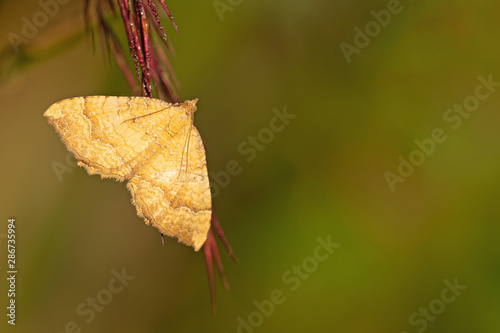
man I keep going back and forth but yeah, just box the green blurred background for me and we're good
[1,0,500,332]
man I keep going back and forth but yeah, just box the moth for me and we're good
[44,96,211,251]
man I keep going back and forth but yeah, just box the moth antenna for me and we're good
[185,115,194,173]
[177,107,194,179]
[121,106,170,124]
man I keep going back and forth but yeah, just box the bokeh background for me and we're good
[1,0,500,332]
